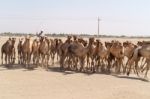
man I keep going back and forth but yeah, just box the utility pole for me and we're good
[97,17,101,37]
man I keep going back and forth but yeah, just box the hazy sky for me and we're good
[0,0,150,36]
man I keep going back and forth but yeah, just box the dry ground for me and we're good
[0,36,150,99]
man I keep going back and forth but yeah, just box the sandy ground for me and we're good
[0,36,150,99]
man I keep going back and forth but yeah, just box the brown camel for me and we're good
[17,38,23,64]
[123,41,137,73]
[1,38,16,65]
[67,37,95,72]
[49,38,58,65]
[106,41,124,73]
[86,37,95,72]
[127,44,150,78]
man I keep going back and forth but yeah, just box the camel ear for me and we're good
[9,37,12,40]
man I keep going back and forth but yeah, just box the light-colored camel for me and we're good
[39,37,50,69]
[94,39,109,72]
[22,35,33,68]
[107,41,124,73]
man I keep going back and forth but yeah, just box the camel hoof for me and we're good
[127,72,130,76]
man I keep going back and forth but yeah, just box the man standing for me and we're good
[36,30,44,37]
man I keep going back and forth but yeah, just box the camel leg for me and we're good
[1,52,3,64]
[36,53,40,66]
[107,57,111,73]
[13,50,16,64]
[101,59,106,72]
[18,53,20,64]
[56,53,59,61]
[79,57,85,72]
[141,62,147,73]
[60,56,64,70]
[127,59,134,76]
[44,54,49,70]
[5,54,7,64]
[134,59,140,77]
[95,57,100,72]
[86,56,90,70]
[123,59,129,74]
[97,58,101,72]
[41,55,45,69]
[32,54,35,64]
[144,60,150,79]
[72,56,77,71]
[8,55,11,65]
[51,53,55,65]
[91,60,95,73]
[117,58,122,74]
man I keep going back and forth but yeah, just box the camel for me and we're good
[10,38,16,64]
[22,35,33,69]
[86,37,95,72]
[67,37,95,72]
[106,41,124,73]
[123,41,137,73]
[17,38,23,64]
[39,36,50,69]
[59,36,72,70]
[56,39,63,61]
[32,39,40,65]
[1,37,16,65]
[127,44,150,78]
[94,39,109,72]
[49,38,58,65]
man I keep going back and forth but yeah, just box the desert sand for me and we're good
[0,36,150,99]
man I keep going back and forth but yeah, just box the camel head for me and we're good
[58,39,63,43]
[82,40,88,47]
[123,41,129,47]
[137,41,143,46]
[12,38,16,44]
[73,35,77,41]
[78,38,83,43]
[89,37,95,44]
[67,35,72,40]
[105,41,112,49]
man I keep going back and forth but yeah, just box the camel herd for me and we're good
[1,35,150,78]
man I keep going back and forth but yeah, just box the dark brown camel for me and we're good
[32,39,40,65]
[17,38,23,64]
[1,38,16,65]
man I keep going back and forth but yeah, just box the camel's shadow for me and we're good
[0,64,149,82]
[112,74,149,82]
[48,66,76,75]
[0,63,37,71]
